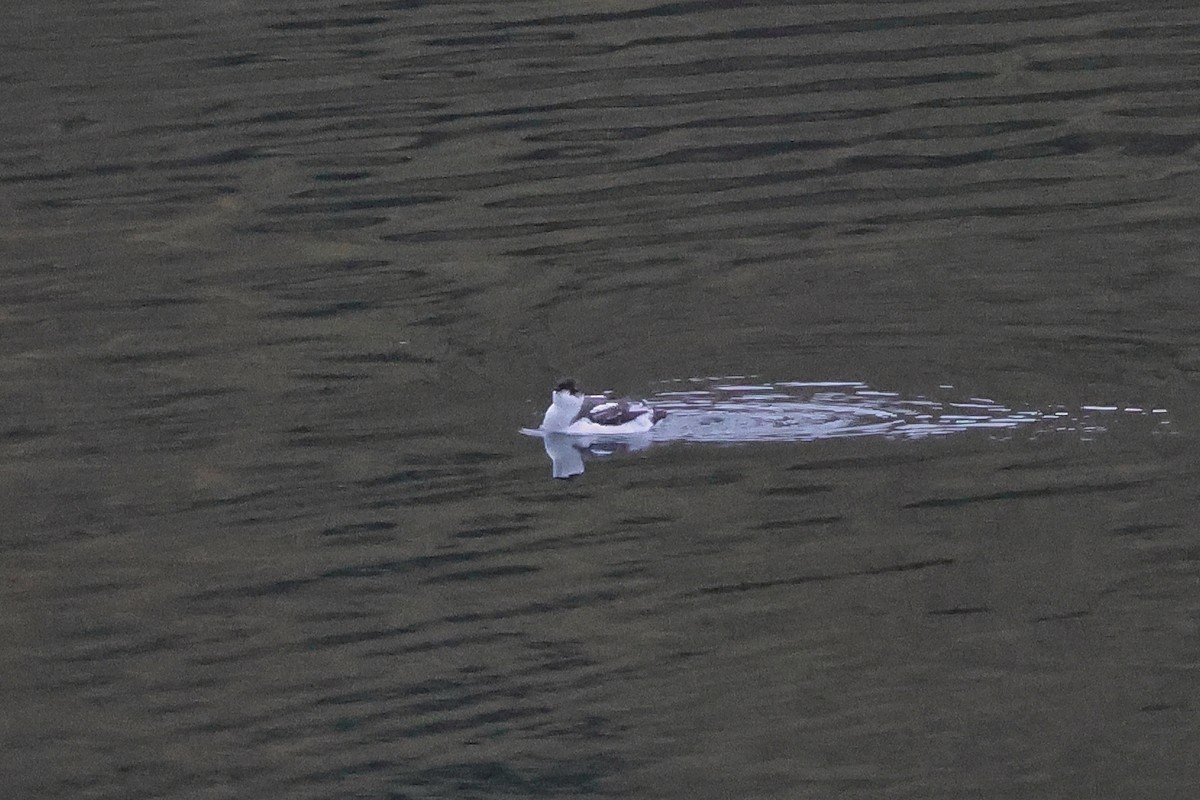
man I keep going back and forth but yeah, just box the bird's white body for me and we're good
[540,389,587,432]
[539,388,661,435]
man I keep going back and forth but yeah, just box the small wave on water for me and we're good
[522,378,1172,478]
[648,378,1171,442]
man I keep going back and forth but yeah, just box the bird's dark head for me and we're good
[554,377,580,396]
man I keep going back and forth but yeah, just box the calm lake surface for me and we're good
[4,1,1200,797]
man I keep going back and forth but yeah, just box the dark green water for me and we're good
[4,1,1200,797]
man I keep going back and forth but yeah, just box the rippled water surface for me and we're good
[5,1,1200,797]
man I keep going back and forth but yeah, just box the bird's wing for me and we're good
[587,400,651,426]
[572,394,611,422]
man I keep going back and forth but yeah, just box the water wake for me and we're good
[645,379,1169,443]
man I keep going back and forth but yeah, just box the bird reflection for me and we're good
[539,432,653,479]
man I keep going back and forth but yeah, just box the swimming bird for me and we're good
[539,378,665,435]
